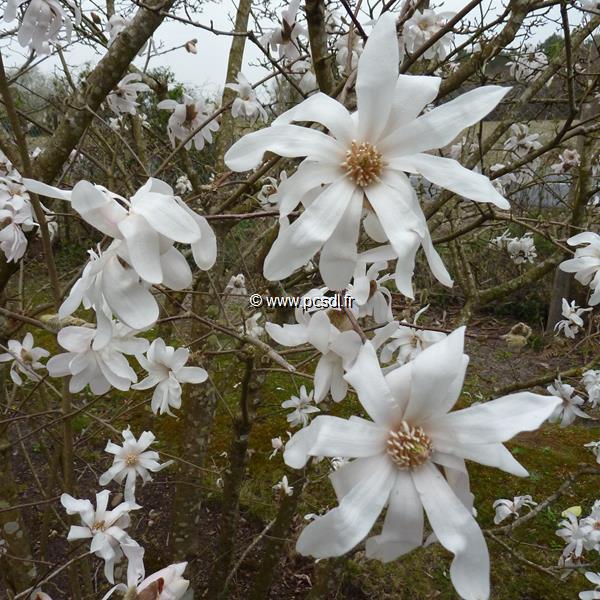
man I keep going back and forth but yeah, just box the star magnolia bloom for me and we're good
[547,379,589,427]
[157,94,219,151]
[257,171,288,208]
[60,490,140,584]
[106,73,150,116]
[242,312,264,338]
[283,329,560,600]
[507,47,548,81]
[493,495,536,524]
[585,441,600,464]
[266,306,361,402]
[175,174,192,195]
[402,8,455,60]
[347,260,393,324]
[583,370,600,408]
[273,475,294,496]
[0,333,49,385]
[282,385,320,428]
[226,72,268,122]
[101,543,190,600]
[504,123,542,157]
[560,232,600,306]
[23,177,216,287]
[551,148,580,174]
[99,428,174,503]
[374,306,446,367]
[554,299,592,339]
[132,338,208,416]
[225,13,509,291]
[506,234,537,265]
[0,177,36,262]
[580,572,600,600]
[264,0,306,60]
[4,0,79,55]
[224,273,247,296]
[47,322,149,395]
[556,511,593,558]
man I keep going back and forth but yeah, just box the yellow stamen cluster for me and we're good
[386,421,433,470]
[125,454,139,467]
[92,520,106,532]
[341,140,385,187]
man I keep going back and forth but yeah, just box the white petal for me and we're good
[265,322,309,346]
[225,125,344,172]
[118,214,162,284]
[264,178,355,281]
[356,12,398,142]
[390,153,510,210]
[412,462,490,600]
[425,391,562,445]
[176,366,207,384]
[283,415,386,469]
[296,454,395,557]
[159,248,192,290]
[365,471,424,561]
[344,342,399,427]
[385,74,441,131]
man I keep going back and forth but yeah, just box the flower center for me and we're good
[20,349,33,363]
[386,421,433,470]
[341,141,385,187]
[92,520,106,532]
[125,453,138,467]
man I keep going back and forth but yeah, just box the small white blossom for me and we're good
[551,148,581,174]
[579,572,600,600]
[273,475,294,496]
[133,338,208,416]
[584,441,600,464]
[175,174,192,195]
[263,0,306,60]
[335,32,362,74]
[402,9,454,60]
[560,232,600,306]
[583,370,600,408]
[226,72,268,122]
[270,436,284,459]
[507,234,537,264]
[347,261,393,324]
[185,38,197,54]
[0,333,49,386]
[60,490,140,583]
[242,312,264,338]
[507,47,548,81]
[493,495,537,524]
[504,123,542,157]
[106,74,150,116]
[257,171,287,208]
[157,94,219,151]
[224,273,247,296]
[0,177,36,262]
[282,385,320,428]
[554,299,591,338]
[547,379,589,427]
[556,511,593,558]
[99,428,173,503]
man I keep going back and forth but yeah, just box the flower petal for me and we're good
[118,214,162,284]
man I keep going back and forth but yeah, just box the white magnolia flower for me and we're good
[102,544,190,600]
[375,306,446,366]
[225,13,509,292]
[547,379,589,427]
[507,47,548,81]
[506,233,537,265]
[402,8,455,60]
[554,299,592,339]
[583,370,600,408]
[551,148,580,174]
[579,572,600,600]
[335,32,362,74]
[283,329,560,600]
[266,304,362,402]
[270,436,284,459]
[47,322,148,395]
[107,14,127,44]
[263,0,306,60]
[175,174,192,195]
[24,177,216,290]
[185,38,197,54]
[282,385,320,428]
[226,72,268,122]
[347,261,393,324]
[584,441,600,464]
[106,74,150,116]
[273,475,294,496]
[560,232,600,305]
[504,123,542,157]
[290,59,318,95]
[101,543,189,600]
[224,273,247,296]
[4,0,79,55]
[60,490,140,584]
[0,333,49,385]
[493,495,536,524]
[257,171,287,208]
[582,501,600,551]
[0,177,36,262]
[157,94,219,151]
[108,116,122,131]
[490,228,512,249]
[132,338,208,416]
[556,511,593,558]
[99,428,173,503]
[242,312,264,338]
